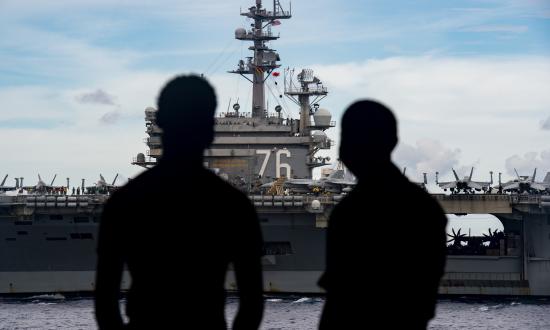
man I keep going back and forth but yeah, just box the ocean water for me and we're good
[1,295,550,329]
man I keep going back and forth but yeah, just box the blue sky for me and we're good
[2,0,549,87]
[0,0,549,197]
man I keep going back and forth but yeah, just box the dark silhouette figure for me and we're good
[318,100,447,329]
[95,75,264,329]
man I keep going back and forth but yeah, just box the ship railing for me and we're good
[248,193,338,208]
[434,194,511,201]
[431,193,546,205]
[308,121,336,128]
[216,112,252,119]
[285,86,328,95]
[236,31,279,40]
[241,9,291,19]
[512,195,541,204]
[258,10,291,18]
[21,194,105,208]
[132,156,157,164]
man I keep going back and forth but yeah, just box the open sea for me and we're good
[1,295,550,329]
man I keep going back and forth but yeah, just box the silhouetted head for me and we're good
[156,75,217,161]
[339,100,398,179]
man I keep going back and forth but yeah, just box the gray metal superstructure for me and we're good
[1,0,550,296]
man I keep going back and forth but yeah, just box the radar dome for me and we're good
[311,130,327,142]
[235,28,247,38]
[145,107,157,113]
[313,108,332,127]
[311,199,321,210]
[136,153,146,163]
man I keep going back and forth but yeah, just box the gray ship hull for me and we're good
[2,194,550,296]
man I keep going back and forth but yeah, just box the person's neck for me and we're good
[354,161,397,183]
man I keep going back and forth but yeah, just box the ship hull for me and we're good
[1,197,550,296]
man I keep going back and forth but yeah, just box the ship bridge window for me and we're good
[17,231,28,235]
[5,238,16,241]
[49,215,63,221]
[262,242,293,256]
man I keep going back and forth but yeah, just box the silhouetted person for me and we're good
[95,75,264,329]
[318,100,447,329]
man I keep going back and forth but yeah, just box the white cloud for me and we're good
[77,89,117,106]
[313,56,550,121]
[99,111,122,124]
[0,69,172,184]
[393,139,462,178]
[541,116,550,130]
[0,25,139,83]
[3,55,550,185]
[308,56,550,181]
[505,151,550,178]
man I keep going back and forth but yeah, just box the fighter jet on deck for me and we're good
[261,165,356,195]
[97,174,119,190]
[0,174,17,192]
[23,174,62,193]
[86,174,120,194]
[501,169,548,194]
[436,167,493,194]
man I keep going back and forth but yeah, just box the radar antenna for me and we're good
[284,68,328,135]
[229,0,292,119]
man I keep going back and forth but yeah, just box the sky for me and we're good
[0,0,549,200]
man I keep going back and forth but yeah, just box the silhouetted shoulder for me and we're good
[206,170,250,198]
[103,169,155,205]
[411,181,445,211]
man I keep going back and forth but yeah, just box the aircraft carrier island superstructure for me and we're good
[2,0,550,296]
[132,0,337,293]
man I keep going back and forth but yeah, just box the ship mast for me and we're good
[284,69,328,136]
[230,0,291,119]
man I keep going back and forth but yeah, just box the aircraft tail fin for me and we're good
[452,168,460,181]
[532,168,537,182]
[112,174,119,185]
[469,167,474,181]
[50,174,57,186]
[544,172,550,183]
[514,168,521,181]
[1,174,7,186]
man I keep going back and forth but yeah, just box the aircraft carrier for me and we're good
[2,0,550,296]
